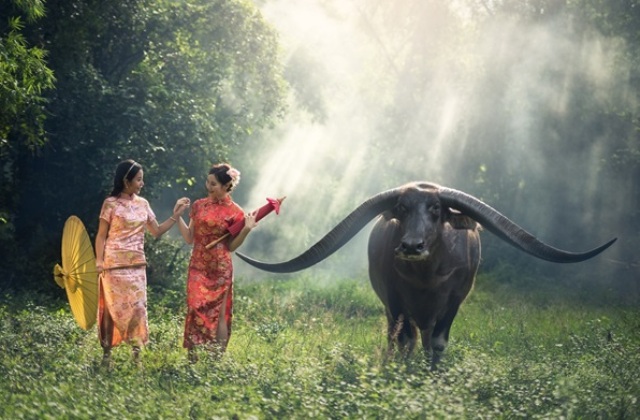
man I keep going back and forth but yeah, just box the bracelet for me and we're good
[170,216,178,222]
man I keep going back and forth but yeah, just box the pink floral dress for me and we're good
[183,196,244,349]
[98,194,155,348]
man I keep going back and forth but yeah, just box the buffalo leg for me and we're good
[419,320,438,368]
[386,310,417,355]
[430,300,463,366]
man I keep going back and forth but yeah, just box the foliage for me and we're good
[2,0,640,307]
[145,234,190,287]
[0,0,54,153]
[0,0,56,290]
[0,0,287,291]
[1,274,638,418]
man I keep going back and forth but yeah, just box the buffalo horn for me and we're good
[236,188,403,273]
[438,187,617,263]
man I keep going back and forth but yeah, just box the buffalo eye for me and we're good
[429,203,441,218]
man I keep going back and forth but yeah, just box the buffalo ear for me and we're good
[381,210,395,221]
[445,208,478,230]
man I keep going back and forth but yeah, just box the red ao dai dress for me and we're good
[183,195,244,349]
[98,194,156,349]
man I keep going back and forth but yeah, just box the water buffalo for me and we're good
[237,182,616,365]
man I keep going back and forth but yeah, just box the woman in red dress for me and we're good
[176,163,256,361]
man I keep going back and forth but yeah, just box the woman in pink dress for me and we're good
[95,159,190,365]
[175,163,256,361]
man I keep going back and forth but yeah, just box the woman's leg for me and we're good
[215,288,231,353]
[100,306,113,366]
[99,274,114,357]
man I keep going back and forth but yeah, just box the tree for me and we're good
[0,0,55,153]
[0,0,55,290]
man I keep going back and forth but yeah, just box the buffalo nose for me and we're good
[396,240,426,255]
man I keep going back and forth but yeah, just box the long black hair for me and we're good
[110,160,142,197]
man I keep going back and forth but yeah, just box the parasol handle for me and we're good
[205,233,230,249]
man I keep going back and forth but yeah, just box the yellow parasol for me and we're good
[53,215,99,330]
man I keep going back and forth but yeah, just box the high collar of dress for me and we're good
[119,192,136,201]
[206,195,231,205]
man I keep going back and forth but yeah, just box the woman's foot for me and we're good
[188,348,198,364]
[210,344,225,361]
[132,346,141,365]
[101,348,112,369]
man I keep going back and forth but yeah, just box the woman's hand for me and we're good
[173,197,191,218]
[244,210,258,230]
[229,210,258,252]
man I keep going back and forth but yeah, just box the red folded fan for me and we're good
[206,196,285,249]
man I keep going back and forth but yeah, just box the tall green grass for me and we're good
[1,273,638,419]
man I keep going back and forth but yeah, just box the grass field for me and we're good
[1,272,638,419]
